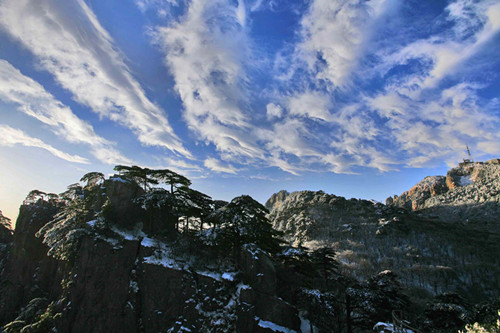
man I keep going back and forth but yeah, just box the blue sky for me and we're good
[1,0,499,221]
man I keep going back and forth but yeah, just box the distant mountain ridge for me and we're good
[265,160,500,302]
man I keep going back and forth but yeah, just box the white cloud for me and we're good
[266,103,283,120]
[0,124,89,164]
[0,60,131,165]
[0,0,189,157]
[154,0,265,161]
[377,0,500,91]
[164,157,203,172]
[204,158,238,174]
[287,91,333,121]
[367,82,500,167]
[297,0,390,88]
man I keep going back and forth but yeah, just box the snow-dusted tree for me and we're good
[209,195,281,256]
[114,165,158,191]
[135,188,175,233]
[24,189,46,205]
[0,210,11,230]
[174,186,213,231]
[60,183,83,201]
[150,169,191,194]
[47,193,59,203]
[80,172,105,187]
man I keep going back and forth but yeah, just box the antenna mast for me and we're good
[464,144,473,163]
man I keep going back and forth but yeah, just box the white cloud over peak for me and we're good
[0,124,89,164]
[0,0,189,157]
[0,60,131,165]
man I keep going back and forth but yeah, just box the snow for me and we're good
[111,177,129,183]
[143,252,179,269]
[86,220,97,227]
[255,317,298,333]
[281,247,304,256]
[373,322,414,333]
[299,311,316,333]
[222,272,236,281]
[109,226,156,248]
[197,271,237,282]
[460,175,473,186]
[198,271,223,281]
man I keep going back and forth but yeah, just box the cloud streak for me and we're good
[154,0,266,162]
[0,124,89,164]
[0,60,131,165]
[0,0,189,156]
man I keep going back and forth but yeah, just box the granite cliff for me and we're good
[386,159,500,231]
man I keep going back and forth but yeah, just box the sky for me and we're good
[0,0,499,222]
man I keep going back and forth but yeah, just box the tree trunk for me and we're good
[346,294,352,333]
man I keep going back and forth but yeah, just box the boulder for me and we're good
[103,177,145,229]
[240,244,277,295]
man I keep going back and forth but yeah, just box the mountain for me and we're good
[386,159,500,232]
[265,160,500,327]
[0,175,300,333]
[1,162,499,333]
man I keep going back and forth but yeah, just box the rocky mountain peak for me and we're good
[264,190,289,210]
[387,159,500,230]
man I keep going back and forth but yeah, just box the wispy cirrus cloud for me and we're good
[204,157,238,174]
[0,124,89,164]
[153,0,266,162]
[296,0,392,89]
[0,60,131,165]
[0,0,189,157]
[145,0,500,176]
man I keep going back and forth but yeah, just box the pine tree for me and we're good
[150,169,191,194]
[80,172,105,187]
[209,195,281,257]
[114,165,158,191]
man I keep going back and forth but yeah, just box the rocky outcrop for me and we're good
[388,161,500,231]
[0,202,64,325]
[387,176,448,210]
[103,177,145,229]
[264,190,290,211]
[1,193,301,332]
[267,190,382,245]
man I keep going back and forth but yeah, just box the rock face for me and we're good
[388,161,500,231]
[0,187,301,332]
[388,176,448,210]
[267,190,382,245]
[0,202,64,325]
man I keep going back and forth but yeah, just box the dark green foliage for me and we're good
[173,186,213,231]
[80,172,105,187]
[150,169,191,194]
[208,195,282,256]
[114,165,158,191]
[424,292,470,332]
[59,183,83,201]
[309,247,339,288]
[299,289,337,333]
[23,189,46,204]
[135,188,175,233]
